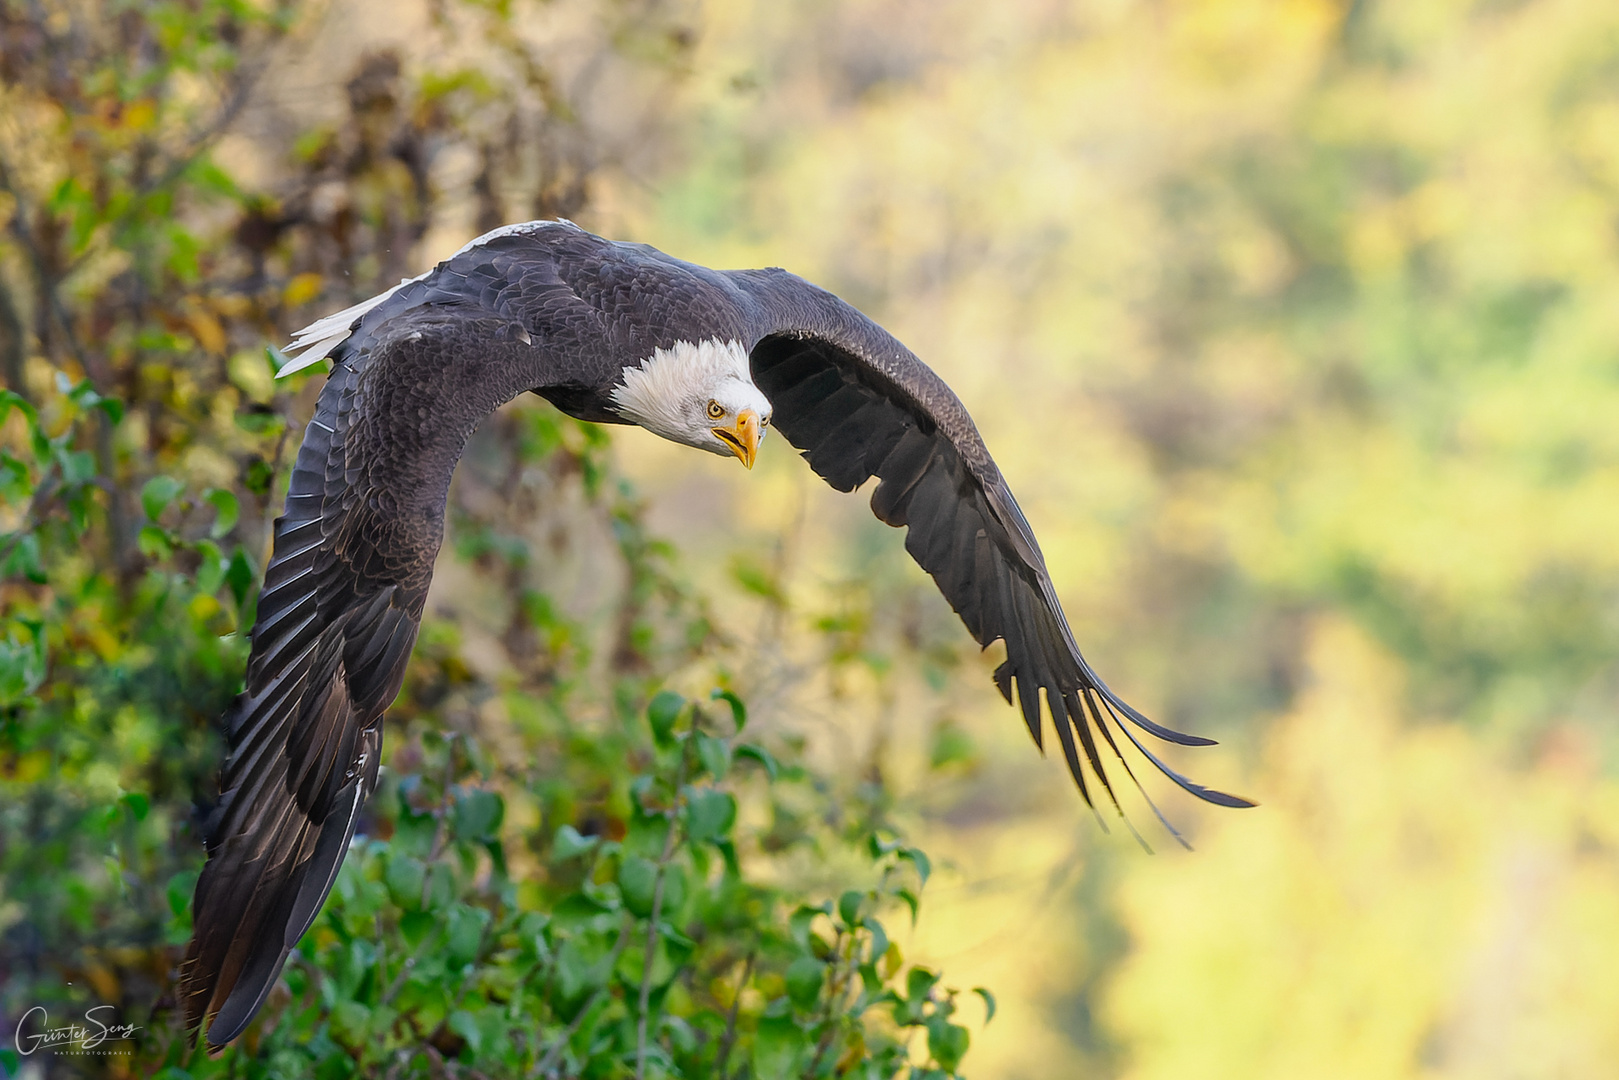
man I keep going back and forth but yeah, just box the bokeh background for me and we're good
[6,0,1619,1077]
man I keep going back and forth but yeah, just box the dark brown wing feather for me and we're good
[179,356,403,1045]
[735,272,1253,835]
[179,239,592,1045]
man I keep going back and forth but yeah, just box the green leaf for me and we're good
[882,941,904,980]
[928,1019,970,1072]
[553,890,616,929]
[683,788,736,844]
[445,904,489,967]
[661,862,687,916]
[929,719,976,769]
[0,453,27,502]
[648,690,684,744]
[554,934,612,1008]
[906,966,940,1008]
[553,823,599,859]
[141,475,184,521]
[204,487,238,537]
[385,855,426,910]
[866,917,888,964]
[57,449,95,484]
[898,846,932,888]
[735,743,779,781]
[94,396,124,424]
[234,405,284,436]
[243,456,273,495]
[897,887,920,926]
[137,525,172,559]
[973,986,997,1024]
[329,999,370,1049]
[194,539,225,594]
[184,155,243,199]
[518,912,552,959]
[619,854,658,918]
[838,889,864,928]
[166,226,201,283]
[0,389,37,427]
[448,1008,483,1055]
[789,903,829,949]
[400,910,436,947]
[120,791,150,821]
[659,921,696,954]
[710,686,747,731]
[267,344,294,372]
[2,533,44,584]
[751,1013,806,1080]
[426,864,455,910]
[696,731,730,781]
[730,554,784,604]
[47,175,80,214]
[453,788,504,842]
[225,546,254,606]
[785,955,824,1010]
[167,870,198,918]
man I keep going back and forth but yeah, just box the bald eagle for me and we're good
[180,220,1250,1046]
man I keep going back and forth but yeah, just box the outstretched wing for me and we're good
[181,231,594,1046]
[729,269,1253,837]
[179,354,407,1045]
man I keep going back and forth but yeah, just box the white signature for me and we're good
[13,1005,141,1056]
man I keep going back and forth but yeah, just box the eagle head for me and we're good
[609,338,773,468]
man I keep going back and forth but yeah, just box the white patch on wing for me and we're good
[609,338,754,439]
[277,330,355,375]
[278,219,582,378]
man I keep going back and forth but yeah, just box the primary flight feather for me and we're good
[180,219,1251,1047]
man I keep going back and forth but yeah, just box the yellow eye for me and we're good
[707,400,725,420]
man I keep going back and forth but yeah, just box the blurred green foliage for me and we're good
[0,1,988,1076]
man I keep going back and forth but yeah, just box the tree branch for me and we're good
[712,950,754,1080]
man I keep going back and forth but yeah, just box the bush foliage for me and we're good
[0,1,988,1076]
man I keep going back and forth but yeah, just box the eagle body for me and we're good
[181,220,1249,1047]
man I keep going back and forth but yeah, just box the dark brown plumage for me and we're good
[180,220,1249,1047]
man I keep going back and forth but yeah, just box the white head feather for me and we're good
[610,338,773,456]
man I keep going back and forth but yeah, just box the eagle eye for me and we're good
[706,400,725,420]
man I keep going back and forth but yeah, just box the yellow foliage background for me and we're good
[562,0,1619,1075]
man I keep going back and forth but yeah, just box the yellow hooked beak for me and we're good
[712,408,763,470]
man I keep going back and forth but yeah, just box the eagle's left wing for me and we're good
[182,228,608,1047]
[728,269,1252,838]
